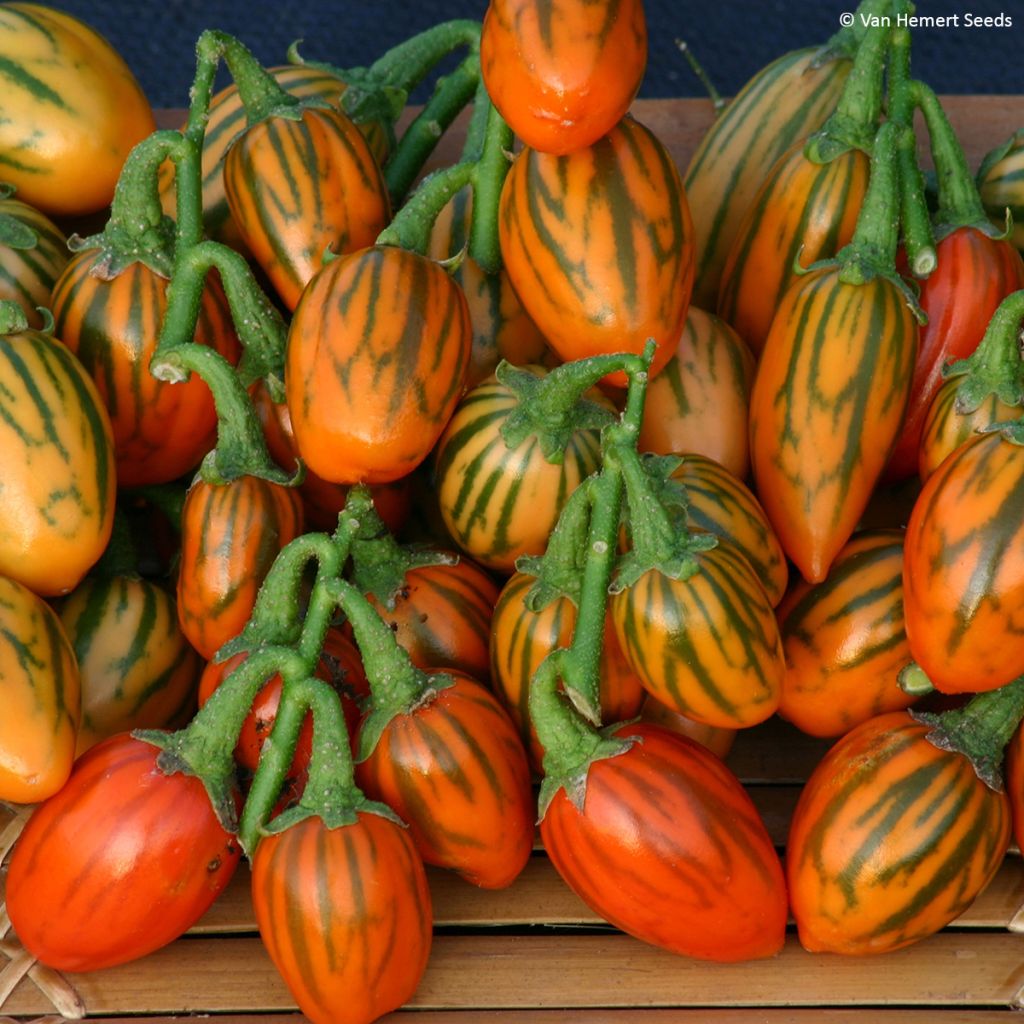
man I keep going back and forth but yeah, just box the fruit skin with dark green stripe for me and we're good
[978,131,1024,252]
[903,430,1024,694]
[0,191,67,327]
[540,721,786,961]
[433,367,603,572]
[354,670,534,889]
[58,575,201,756]
[787,710,1010,954]
[0,322,115,596]
[685,47,852,310]
[0,2,154,216]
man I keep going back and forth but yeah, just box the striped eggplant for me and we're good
[433,368,603,572]
[480,0,647,155]
[918,375,1020,482]
[0,191,67,327]
[639,695,736,759]
[427,186,550,389]
[609,542,785,730]
[6,733,241,971]
[903,430,1024,694]
[58,575,201,755]
[177,475,304,660]
[787,710,1010,954]
[489,570,645,770]
[498,115,694,384]
[638,307,754,479]
[223,105,390,310]
[0,3,154,215]
[672,453,788,606]
[685,48,852,309]
[51,254,241,488]
[0,321,115,596]
[749,267,918,583]
[978,131,1024,252]
[717,142,869,354]
[884,229,1024,482]
[541,721,787,961]
[158,64,389,251]
[0,574,80,803]
[777,529,915,738]
[354,670,534,889]
[286,245,471,485]
[251,813,432,1024]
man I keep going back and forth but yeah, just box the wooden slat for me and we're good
[3,933,1024,1016]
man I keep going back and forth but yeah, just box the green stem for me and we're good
[377,162,475,255]
[814,0,897,62]
[366,19,481,92]
[913,676,1024,791]
[805,21,887,163]
[467,99,513,275]
[675,39,725,114]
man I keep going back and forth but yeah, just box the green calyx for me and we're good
[912,675,1024,791]
[0,210,37,250]
[0,299,29,335]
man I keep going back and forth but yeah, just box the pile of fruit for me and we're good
[1,0,1023,1021]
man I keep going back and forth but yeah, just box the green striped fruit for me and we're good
[638,307,754,479]
[58,575,201,756]
[978,132,1024,251]
[433,369,604,572]
[685,47,852,309]
[0,190,68,328]
[0,573,80,802]
[788,710,1010,954]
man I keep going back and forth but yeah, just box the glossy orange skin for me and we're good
[51,254,241,487]
[639,695,736,759]
[252,813,432,1024]
[750,268,918,583]
[287,246,471,484]
[0,574,80,803]
[638,307,754,479]
[427,186,549,388]
[489,571,645,770]
[177,475,304,660]
[0,193,67,327]
[610,544,785,730]
[777,530,915,738]
[542,722,787,961]
[0,3,155,215]
[0,326,115,595]
[885,229,1024,482]
[6,734,241,971]
[499,116,694,385]
[903,431,1024,693]
[224,106,390,310]
[718,144,869,354]
[355,671,533,889]
[1007,723,1024,854]
[480,0,646,155]
[788,711,1010,954]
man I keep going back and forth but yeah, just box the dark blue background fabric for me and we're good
[52,0,1024,110]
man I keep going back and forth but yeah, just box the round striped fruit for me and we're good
[978,132,1024,252]
[0,2,154,215]
[499,116,694,385]
[0,191,68,327]
[788,710,1010,954]
[0,573,80,803]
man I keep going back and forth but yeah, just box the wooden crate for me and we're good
[2,95,1024,1022]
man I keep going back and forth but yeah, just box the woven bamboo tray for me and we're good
[2,95,1023,1023]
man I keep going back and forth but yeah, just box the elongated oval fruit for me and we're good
[777,529,915,738]
[0,192,68,327]
[717,143,869,354]
[59,575,200,755]
[749,268,918,583]
[978,133,1024,251]
[685,47,852,309]
[499,116,694,384]
[224,106,391,311]
[287,245,471,484]
[903,430,1024,694]
[0,2,154,215]
[252,813,432,1024]
[0,325,115,595]
[0,574,80,802]
[610,543,785,729]
[480,0,647,154]
[638,307,754,479]
[541,722,787,961]
[51,254,241,488]
[788,711,1010,954]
